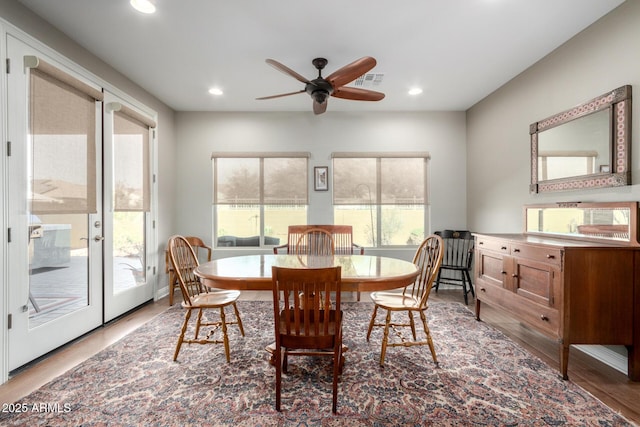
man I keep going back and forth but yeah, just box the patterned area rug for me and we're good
[0,301,633,426]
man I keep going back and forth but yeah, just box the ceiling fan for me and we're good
[256,56,385,115]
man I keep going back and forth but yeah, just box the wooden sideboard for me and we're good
[474,230,640,381]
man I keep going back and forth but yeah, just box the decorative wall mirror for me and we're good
[530,85,632,193]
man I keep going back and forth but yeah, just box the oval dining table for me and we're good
[194,254,419,365]
[193,254,419,292]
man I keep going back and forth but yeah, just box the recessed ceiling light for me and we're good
[130,0,156,14]
[208,87,224,96]
[408,87,423,96]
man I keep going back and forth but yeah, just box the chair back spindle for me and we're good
[274,225,364,255]
[404,235,444,308]
[294,228,335,256]
[168,236,206,306]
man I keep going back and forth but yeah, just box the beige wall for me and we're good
[175,111,467,260]
[467,0,640,233]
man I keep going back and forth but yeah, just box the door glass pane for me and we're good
[112,111,150,292]
[113,211,146,292]
[28,214,88,328]
[27,65,95,328]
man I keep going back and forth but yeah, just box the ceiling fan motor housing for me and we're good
[306,79,333,104]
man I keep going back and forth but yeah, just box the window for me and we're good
[332,153,429,247]
[212,153,309,247]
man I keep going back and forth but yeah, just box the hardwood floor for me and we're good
[1,289,638,425]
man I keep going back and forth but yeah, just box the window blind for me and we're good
[332,153,429,205]
[27,56,99,214]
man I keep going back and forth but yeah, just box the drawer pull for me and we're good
[540,315,549,322]
[501,246,507,250]
[480,287,486,292]
[513,248,520,253]
[511,274,518,278]
[479,241,484,245]
[546,254,555,259]
[501,270,507,275]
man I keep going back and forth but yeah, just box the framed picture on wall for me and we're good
[314,166,329,191]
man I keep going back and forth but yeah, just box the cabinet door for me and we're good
[513,257,559,307]
[476,250,507,289]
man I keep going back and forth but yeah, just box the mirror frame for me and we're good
[530,85,632,193]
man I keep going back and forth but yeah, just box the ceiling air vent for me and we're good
[352,73,384,88]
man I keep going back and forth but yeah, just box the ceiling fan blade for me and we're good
[265,59,311,84]
[313,99,328,115]
[332,87,385,101]
[256,90,305,100]
[325,56,377,88]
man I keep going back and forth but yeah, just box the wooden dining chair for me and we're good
[366,234,444,366]
[283,225,363,300]
[274,225,363,255]
[167,235,244,362]
[294,228,335,256]
[165,236,212,305]
[271,265,344,414]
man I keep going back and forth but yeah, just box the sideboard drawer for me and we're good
[478,281,560,338]
[476,237,509,254]
[510,244,562,265]
[510,297,560,338]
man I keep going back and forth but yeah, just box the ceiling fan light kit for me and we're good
[257,56,385,115]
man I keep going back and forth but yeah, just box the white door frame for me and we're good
[5,34,104,370]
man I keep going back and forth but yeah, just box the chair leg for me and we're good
[232,302,245,336]
[461,274,469,305]
[194,309,204,339]
[168,271,176,305]
[173,309,192,361]
[419,310,438,365]
[380,309,392,366]
[275,346,282,411]
[434,270,442,293]
[366,305,379,341]
[332,342,341,414]
[465,269,475,297]
[219,307,231,363]
[408,311,417,340]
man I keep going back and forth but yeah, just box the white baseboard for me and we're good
[574,345,628,375]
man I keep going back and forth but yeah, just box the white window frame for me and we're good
[332,152,430,247]
[211,152,310,248]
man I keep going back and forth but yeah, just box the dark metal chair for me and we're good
[434,230,475,305]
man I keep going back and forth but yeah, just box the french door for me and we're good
[5,36,156,369]
[103,92,155,322]
[6,36,104,369]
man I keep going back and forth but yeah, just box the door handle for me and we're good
[94,235,105,242]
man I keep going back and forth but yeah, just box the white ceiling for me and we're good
[17,0,624,113]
